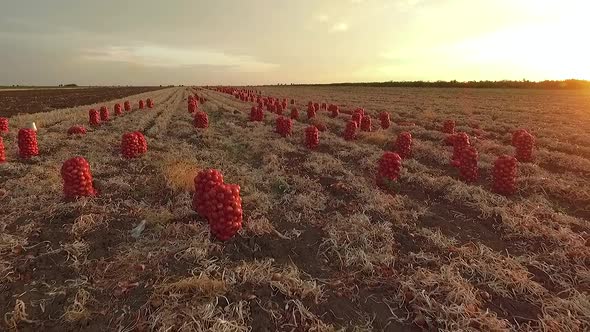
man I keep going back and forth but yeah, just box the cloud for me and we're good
[314,14,330,22]
[378,51,398,59]
[330,23,349,32]
[394,0,425,11]
[81,44,278,72]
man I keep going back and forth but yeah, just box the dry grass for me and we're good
[158,275,228,297]
[233,259,324,302]
[62,288,92,322]
[160,158,200,192]
[70,214,105,238]
[321,214,396,273]
[359,130,391,148]
[244,212,276,236]
[4,300,34,329]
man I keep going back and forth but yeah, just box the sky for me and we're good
[0,0,589,85]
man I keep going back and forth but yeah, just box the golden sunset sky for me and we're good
[1,0,588,85]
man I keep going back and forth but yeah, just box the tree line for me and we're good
[275,79,590,90]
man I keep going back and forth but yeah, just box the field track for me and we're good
[1,86,589,331]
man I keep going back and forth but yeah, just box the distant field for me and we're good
[1,86,589,331]
[0,87,165,117]
[0,87,85,91]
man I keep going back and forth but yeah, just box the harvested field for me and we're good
[1,86,589,331]
[0,87,165,117]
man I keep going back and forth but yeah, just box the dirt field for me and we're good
[1,86,589,331]
[0,87,165,118]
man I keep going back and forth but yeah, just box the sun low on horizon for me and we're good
[0,0,588,85]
